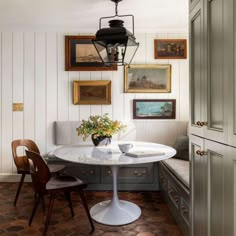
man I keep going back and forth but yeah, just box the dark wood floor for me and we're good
[0,183,182,236]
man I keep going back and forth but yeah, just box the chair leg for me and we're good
[43,193,55,236]
[41,196,46,212]
[29,194,40,226]
[64,192,74,217]
[78,190,94,232]
[14,173,25,206]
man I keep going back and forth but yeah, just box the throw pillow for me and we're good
[173,135,189,161]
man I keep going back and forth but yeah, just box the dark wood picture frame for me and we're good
[73,80,111,105]
[154,39,187,59]
[65,35,117,71]
[124,64,171,93]
[133,99,176,119]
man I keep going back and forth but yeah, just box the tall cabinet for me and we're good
[189,0,235,235]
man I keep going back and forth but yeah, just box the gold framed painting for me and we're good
[65,35,117,71]
[73,80,111,105]
[124,64,171,93]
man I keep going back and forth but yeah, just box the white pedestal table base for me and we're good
[90,199,141,226]
[90,166,141,225]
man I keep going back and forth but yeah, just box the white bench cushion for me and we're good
[162,158,189,188]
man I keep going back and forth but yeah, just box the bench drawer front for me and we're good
[181,197,190,226]
[168,180,180,210]
[64,164,100,184]
[159,166,168,191]
[101,164,154,184]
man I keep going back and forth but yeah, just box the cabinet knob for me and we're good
[200,151,207,156]
[90,170,94,175]
[196,121,207,127]
[196,150,201,155]
[133,170,146,176]
[196,150,207,156]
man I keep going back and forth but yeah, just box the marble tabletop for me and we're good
[53,141,176,166]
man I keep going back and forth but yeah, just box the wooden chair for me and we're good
[25,150,94,236]
[11,139,65,206]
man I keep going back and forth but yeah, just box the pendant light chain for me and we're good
[115,1,118,16]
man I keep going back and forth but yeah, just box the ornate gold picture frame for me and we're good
[73,80,111,105]
[124,64,171,93]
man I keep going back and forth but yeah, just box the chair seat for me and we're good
[48,164,65,173]
[46,175,86,191]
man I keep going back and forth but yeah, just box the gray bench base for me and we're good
[46,157,160,191]
[159,160,190,236]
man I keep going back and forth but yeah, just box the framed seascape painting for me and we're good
[124,64,171,93]
[154,39,187,59]
[65,35,117,71]
[73,80,111,105]
[133,99,176,119]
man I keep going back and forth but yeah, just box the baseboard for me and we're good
[0,174,31,182]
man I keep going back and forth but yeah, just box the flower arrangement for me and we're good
[76,114,126,141]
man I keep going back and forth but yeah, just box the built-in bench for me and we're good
[159,136,190,236]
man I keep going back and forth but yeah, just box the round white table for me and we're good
[53,141,176,226]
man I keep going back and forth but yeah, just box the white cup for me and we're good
[118,143,133,153]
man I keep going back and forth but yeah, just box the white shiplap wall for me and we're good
[0,31,189,177]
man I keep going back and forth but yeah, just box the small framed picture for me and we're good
[124,64,171,93]
[154,39,187,59]
[133,99,176,119]
[65,35,117,71]
[73,80,111,105]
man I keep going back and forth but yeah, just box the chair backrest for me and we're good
[25,150,51,194]
[11,139,40,172]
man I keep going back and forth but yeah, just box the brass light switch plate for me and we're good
[13,103,24,112]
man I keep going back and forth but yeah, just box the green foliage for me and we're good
[76,114,127,141]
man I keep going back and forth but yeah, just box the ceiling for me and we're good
[0,0,188,32]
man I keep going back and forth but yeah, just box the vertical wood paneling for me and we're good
[79,72,91,120]
[101,71,113,118]
[170,61,180,119]
[68,71,79,120]
[1,32,13,173]
[134,33,146,64]
[24,32,35,140]
[57,33,69,121]
[112,66,124,121]
[0,31,189,176]
[12,32,24,172]
[146,33,156,65]
[35,32,46,153]
[90,71,102,116]
[180,60,189,121]
[46,32,57,152]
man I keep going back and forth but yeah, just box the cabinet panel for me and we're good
[224,146,236,236]
[208,0,223,130]
[189,0,200,12]
[189,1,205,137]
[227,0,235,146]
[190,135,207,236]
[203,0,229,144]
[205,139,227,236]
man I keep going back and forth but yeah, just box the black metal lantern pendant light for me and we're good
[92,0,139,66]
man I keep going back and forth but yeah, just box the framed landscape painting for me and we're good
[154,39,187,59]
[65,35,117,71]
[124,64,171,93]
[133,99,176,119]
[73,80,111,105]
